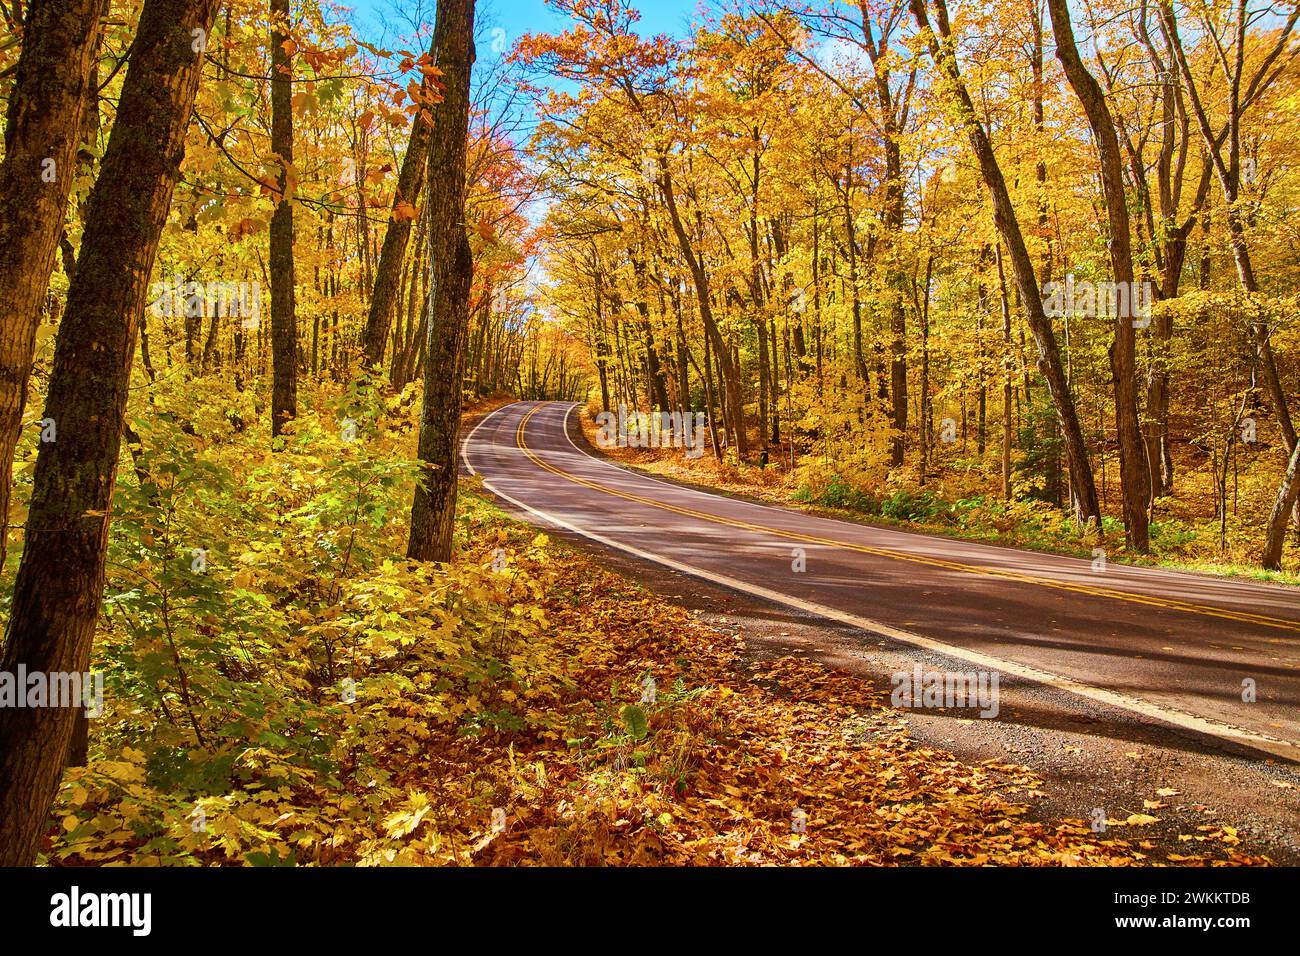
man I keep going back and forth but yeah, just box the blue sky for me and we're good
[346,0,704,48]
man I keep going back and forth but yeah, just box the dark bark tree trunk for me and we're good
[269,0,297,439]
[0,0,218,867]
[407,0,477,562]
[0,0,106,568]
[393,210,428,389]
[1048,0,1150,552]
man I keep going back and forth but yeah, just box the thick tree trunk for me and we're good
[0,0,217,867]
[269,0,297,438]
[407,0,477,562]
[360,36,438,369]
[911,0,1100,526]
[1048,0,1150,552]
[0,0,106,568]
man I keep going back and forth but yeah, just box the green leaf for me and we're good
[621,704,648,741]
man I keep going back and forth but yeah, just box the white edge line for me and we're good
[469,402,1300,764]
[555,403,1300,598]
[460,400,526,477]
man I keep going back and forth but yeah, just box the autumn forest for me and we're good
[0,0,1298,882]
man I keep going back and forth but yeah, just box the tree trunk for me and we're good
[1262,442,1300,570]
[996,246,1013,500]
[0,0,218,867]
[911,0,1100,526]
[884,143,907,467]
[0,0,106,568]
[360,35,438,369]
[407,0,477,562]
[657,159,749,458]
[269,0,297,438]
[1048,0,1150,552]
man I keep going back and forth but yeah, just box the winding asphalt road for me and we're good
[464,400,1300,764]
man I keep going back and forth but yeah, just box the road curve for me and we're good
[464,400,1300,763]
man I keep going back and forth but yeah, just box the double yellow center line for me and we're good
[512,404,1300,636]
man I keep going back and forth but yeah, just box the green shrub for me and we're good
[880,489,942,523]
[794,473,879,513]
